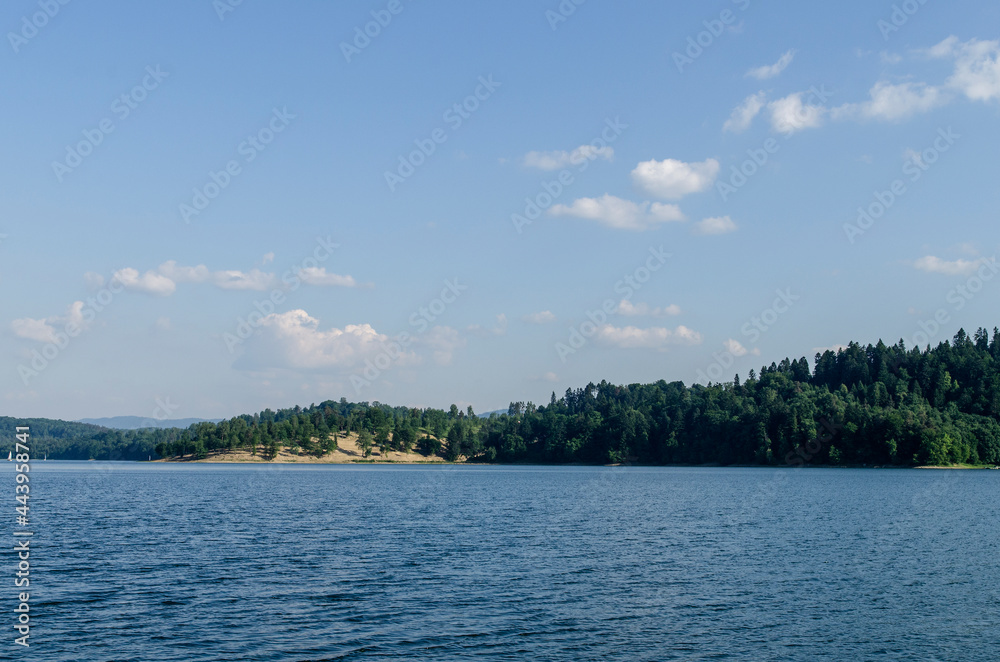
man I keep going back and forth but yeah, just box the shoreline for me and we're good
[147,454,998,470]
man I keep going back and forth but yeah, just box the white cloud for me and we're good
[110,260,362,295]
[11,302,89,343]
[832,81,946,121]
[768,92,826,134]
[631,158,720,199]
[523,145,614,170]
[113,267,177,296]
[262,252,275,265]
[153,261,276,292]
[416,325,467,365]
[595,324,703,350]
[211,269,275,291]
[724,338,760,357]
[155,262,209,283]
[615,300,682,317]
[772,38,999,135]
[297,267,358,288]
[881,51,903,65]
[912,255,990,276]
[530,372,559,383]
[11,317,58,343]
[903,148,924,168]
[83,272,105,290]
[693,216,738,236]
[930,36,1000,102]
[746,50,796,80]
[814,344,849,354]
[549,194,685,231]
[723,92,767,133]
[467,314,508,337]
[522,310,557,324]
[238,310,410,371]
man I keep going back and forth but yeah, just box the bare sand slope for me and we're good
[159,432,454,464]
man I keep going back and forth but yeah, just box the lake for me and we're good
[9,463,1000,660]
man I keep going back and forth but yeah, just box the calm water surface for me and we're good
[7,463,1000,661]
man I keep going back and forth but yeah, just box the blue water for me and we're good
[6,463,1000,660]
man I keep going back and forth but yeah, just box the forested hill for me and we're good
[8,327,1000,466]
[0,418,188,461]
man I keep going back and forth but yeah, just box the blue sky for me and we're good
[3,0,1000,420]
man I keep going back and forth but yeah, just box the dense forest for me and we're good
[9,327,1000,467]
[0,417,187,461]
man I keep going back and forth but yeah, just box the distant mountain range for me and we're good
[77,416,221,430]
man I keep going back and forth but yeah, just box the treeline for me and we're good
[0,417,182,461]
[11,327,1000,466]
[477,328,1000,466]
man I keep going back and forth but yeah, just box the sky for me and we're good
[3,0,1000,421]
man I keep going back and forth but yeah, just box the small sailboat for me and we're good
[6,451,11,461]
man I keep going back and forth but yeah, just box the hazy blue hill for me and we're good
[78,416,221,430]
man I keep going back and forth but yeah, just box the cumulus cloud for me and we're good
[11,317,59,344]
[113,267,177,296]
[615,300,681,317]
[467,314,508,337]
[550,194,685,231]
[929,36,1000,102]
[723,92,767,133]
[11,302,89,343]
[826,37,1000,128]
[814,344,849,354]
[724,338,760,357]
[105,260,361,296]
[83,272,105,290]
[522,310,557,324]
[417,325,467,365]
[881,51,903,65]
[595,324,703,350]
[755,38,999,135]
[530,372,559,383]
[912,255,992,276]
[237,310,410,371]
[768,92,826,134]
[832,81,947,121]
[631,158,720,199]
[297,267,358,288]
[693,216,737,236]
[903,147,925,168]
[746,50,796,80]
[523,145,614,170]
[157,261,275,291]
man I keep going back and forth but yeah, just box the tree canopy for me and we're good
[14,328,1000,467]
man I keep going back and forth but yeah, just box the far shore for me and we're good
[150,445,1000,470]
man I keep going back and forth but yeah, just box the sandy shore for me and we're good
[157,432,456,464]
